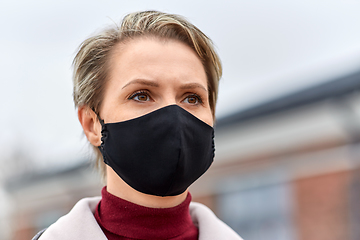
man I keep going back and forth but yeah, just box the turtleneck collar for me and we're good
[94,186,198,240]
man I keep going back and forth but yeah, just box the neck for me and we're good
[106,166,188,208]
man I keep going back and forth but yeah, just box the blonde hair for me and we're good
[73,11,222,181]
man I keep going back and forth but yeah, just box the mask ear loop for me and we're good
[91,107,107,149]
[91,107,105,126]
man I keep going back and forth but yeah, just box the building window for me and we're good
[218,182,296,240]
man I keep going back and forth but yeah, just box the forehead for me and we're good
[107,37,207,87]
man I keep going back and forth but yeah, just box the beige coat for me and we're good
[35,196,243,240]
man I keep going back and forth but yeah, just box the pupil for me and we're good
[188,97,196,103]
[139,95,147,101]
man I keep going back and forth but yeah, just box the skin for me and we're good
[78,37,214,208]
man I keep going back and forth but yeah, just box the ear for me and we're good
[78,106,102,147]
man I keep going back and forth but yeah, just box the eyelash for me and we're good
[128,90,203,105]
[183,94,203,105]
[128,90,151,101]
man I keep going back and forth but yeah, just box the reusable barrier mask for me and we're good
[98,105,215,196]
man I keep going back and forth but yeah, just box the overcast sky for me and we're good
[1,0,360,169]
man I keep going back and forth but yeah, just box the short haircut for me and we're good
[73,10,222,182]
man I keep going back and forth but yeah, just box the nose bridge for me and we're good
[163,99,177,107]
[161,88,177,108]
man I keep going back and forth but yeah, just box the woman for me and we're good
[34,10,242,240]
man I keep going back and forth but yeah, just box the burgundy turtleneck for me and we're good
[94,187,199,240]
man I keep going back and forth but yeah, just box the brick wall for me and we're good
[294,171,351,240]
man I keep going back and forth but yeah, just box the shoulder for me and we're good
[190,202,243,240]
[37,196,107,240]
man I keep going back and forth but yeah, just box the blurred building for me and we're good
[3,162,102,240]
[2,70,360,240]
[191,70,360,240]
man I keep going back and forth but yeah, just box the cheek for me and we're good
[207,116,214,127]
[201,109,214,127]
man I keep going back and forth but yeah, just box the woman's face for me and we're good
[99,37,213,127]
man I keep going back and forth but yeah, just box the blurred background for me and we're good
[1,1,360,240]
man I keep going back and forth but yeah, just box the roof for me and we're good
[215,70,360,129]
[4,160,91,193]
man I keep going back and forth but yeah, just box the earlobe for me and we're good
[78,106,102,146]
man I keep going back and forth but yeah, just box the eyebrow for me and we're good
[180,83,208,92]
[122,79,160,89]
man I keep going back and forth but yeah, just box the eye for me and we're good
[128,90,151,102]
[183,94,203,105]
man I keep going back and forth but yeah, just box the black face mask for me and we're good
[97,105,215,197]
